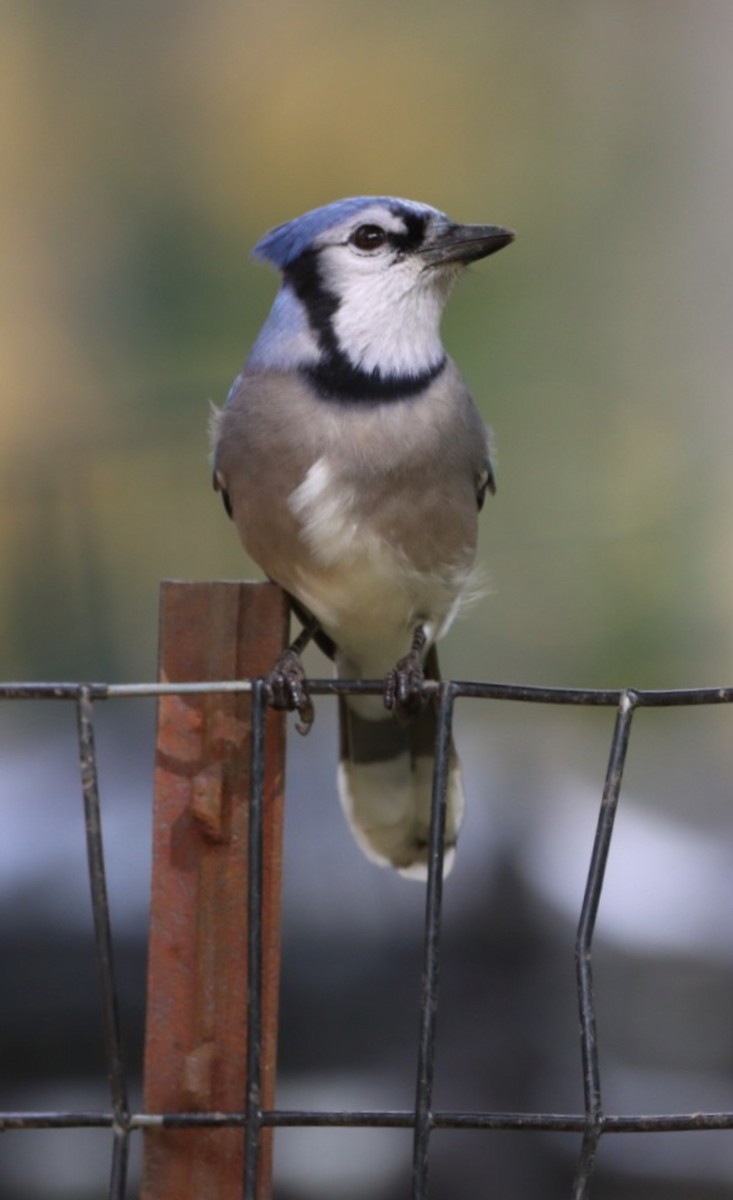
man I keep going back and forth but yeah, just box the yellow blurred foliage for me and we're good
[2,0,733,682]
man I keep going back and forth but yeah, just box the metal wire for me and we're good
[1,677,733,1200]
[244,678,267,1199]
[411,682,454,1199]
[76,686,131,1200]
[571,690,636,1197]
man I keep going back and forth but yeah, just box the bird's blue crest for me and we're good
[254,196,441,270]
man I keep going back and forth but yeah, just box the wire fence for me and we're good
[2,676,733,1199]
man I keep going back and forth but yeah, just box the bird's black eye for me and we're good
[350,224,387,251]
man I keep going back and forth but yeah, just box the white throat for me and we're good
[325,259,456,377]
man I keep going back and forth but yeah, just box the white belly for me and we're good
[287,457,469,674]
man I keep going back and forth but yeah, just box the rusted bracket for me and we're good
[141,581,288,1200]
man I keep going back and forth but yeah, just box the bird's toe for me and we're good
[384,651,427,722]
[265,648,315,735]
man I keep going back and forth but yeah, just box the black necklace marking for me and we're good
[285,242,443,403]
[301,355,446,404]
[285,249,341,360]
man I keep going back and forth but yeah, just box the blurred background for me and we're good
[2,0,733,1195]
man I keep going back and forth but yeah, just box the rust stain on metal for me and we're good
[192,763,227,842]
[141,581,288,1200]
[182,1041,218,1107]
[156,691,204,762]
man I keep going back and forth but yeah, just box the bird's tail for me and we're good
[337,647,465,879]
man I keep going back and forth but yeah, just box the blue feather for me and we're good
[254,195,443,269]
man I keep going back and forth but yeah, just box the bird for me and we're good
[211,196,514,879]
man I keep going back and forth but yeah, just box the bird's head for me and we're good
[249,196,514,391]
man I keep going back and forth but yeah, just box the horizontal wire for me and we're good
[4,1109,733,1133]
[1,680,733,705]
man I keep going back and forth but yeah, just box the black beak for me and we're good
[422,222,515,267]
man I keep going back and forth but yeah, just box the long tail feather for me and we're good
[337,648,465,879]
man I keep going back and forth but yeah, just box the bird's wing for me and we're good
[476,455,497,511]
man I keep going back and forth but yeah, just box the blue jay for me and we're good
[212,196,514,878]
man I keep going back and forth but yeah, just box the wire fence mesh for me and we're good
[2,676,733,1199]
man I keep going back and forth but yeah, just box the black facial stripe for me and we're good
[284,248,341,358]
[301,356,446,405]
[387,209,426,254]
[286,233,443,403]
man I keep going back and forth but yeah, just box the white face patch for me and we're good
[312,204,460,378]
[326,257,454,377]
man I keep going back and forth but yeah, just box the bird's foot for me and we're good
[265,648,314,736]
[384,648,427,722]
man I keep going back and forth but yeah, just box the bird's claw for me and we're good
[265,648,314,735]
[384,650,427,722]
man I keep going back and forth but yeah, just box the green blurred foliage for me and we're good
[2,0,733,686]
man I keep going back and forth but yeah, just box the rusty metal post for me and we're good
[141,581,288,1200]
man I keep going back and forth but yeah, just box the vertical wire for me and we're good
[109,1128,130,1200]
[411,683,455,1199]
[243,679,267,1199]
[572,690,637,1198]
[76,686,130,1199]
